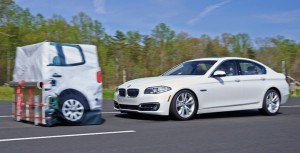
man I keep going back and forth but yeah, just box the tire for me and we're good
[259,89,281,116]
[170,90,198,120]
[58,91,89,124]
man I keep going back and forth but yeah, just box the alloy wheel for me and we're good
[175,92,195,118]
[266,91,280,113]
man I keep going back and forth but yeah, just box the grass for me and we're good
[103,89,115,100]
[290,89,300,97]
[296,89,300,97]
[0,86,115,101]
[0,86,14,101]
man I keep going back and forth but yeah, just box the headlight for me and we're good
[144,86,172,94]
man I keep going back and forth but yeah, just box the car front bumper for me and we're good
[113,92,173,116]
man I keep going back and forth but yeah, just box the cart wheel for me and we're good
[58,90,89,124]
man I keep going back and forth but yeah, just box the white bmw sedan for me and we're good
[114,57,289,120]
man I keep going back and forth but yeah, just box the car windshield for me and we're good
[163,60,217,76]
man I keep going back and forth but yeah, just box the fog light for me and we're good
[114,101,120,109]
[138,103,160,111]
[152,105,159,110]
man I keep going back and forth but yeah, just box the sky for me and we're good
[14,0,300,42]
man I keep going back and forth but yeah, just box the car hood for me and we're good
[119,75,200,88]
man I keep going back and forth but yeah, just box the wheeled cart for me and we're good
[9,81,59,126]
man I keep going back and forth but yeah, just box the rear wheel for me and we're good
[170,90,198,120]
[58,91,89,124]
[259,89,281,115]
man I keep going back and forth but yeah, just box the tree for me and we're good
[271,36,298,76]
[0,1,299,86]
[151,23,175,73]
[228,33,252,56]
[71,12,94,43]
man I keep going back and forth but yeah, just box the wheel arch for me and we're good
[58,88,90,110]
[266,87,281,101]
[171,88,199,108]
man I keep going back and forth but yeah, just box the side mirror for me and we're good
[213,70,226,77]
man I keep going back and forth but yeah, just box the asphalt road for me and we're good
[0,98,300,153]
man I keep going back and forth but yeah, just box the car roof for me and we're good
[188,57,254,62]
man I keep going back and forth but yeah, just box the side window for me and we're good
[48,43,85,66]
[62,46,84,65]
[215,60,238,76]
[238,60,266,75]
[194,63,213,75]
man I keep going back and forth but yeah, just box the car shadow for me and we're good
[114,110,282,121]
[195,110,271,120]
[115,113,170,121]
[37,118,107,127]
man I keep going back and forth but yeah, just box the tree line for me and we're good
[0,0,299,88]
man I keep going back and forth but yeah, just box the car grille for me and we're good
[118,88,126,97]
[127,89,139,97]
[118,88,139,97]
[119,104,139,110]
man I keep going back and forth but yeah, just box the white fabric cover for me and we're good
[12,42,102,111]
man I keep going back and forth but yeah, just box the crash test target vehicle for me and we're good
[12,42,103,125]
[114,57,289,120]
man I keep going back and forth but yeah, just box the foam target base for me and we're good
[80,110,103,125]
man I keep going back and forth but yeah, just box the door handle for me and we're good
[261,77,266,81]
[235,78,240,82]
[52,73,62,77]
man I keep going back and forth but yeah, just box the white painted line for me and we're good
[0,130,136,142]
[0,115,12,118]
[281,105,300,108]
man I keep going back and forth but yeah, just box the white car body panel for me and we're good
[114,57,289,116]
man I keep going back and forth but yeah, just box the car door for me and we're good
[46,43,87,92]
[236,60,267,104]
[199,60,244,108]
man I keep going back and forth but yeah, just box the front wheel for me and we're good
[259,89,281,116]
[170,90,198,120]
